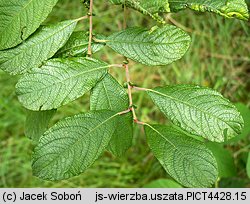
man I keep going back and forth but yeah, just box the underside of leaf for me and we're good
[145,124,218,187]
[0,20,77,75]
[147,85,244,142]
[169,0,249,21]
[16,57,108,110]
[25,109,56,143]
[107,25,191,66]
[32,110,117,181]
[109,0,170,23]
[55,32,106,58]
[0,0,59,50]
[90,73,133,157]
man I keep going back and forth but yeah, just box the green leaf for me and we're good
[168,0,249,21]
[247,152,250,179]
[109,0,170,23]
[145,124,218,187]
[147,85,244,142]
[107,25,191,66]
[144,179,182,188]
[0,0,58,50]
[55,32,106,58]
[206,143,236,178]
[16,57,108,111]
[32,110,117,181]
[25,109,56,143]
[90,73,133,157]
[227,103,250,144]
[0,20,77,75]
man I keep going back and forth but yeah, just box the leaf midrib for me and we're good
[2,20,76,65]
[148,88,234,132]
[108,38,189,47]
[147,125,216,187]
[20,64,109,95]
[56,41,89,56]
[34,112,118,177]
[1,0,36,31]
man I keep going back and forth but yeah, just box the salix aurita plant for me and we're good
[0,0,249,187]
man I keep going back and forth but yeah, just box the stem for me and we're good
[124,63,137,121]
[133,86,150,92]
[123,4,127,29]
[75,15,89,22]
[118,108,132,115]
[135,120,146,125]
[87,0,94,57]
[109,64,124,68]
[92,37,109,43]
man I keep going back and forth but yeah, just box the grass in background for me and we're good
[0,0,249,187]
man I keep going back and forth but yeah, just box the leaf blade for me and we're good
[0,20,77,75]
[106,25,191,66]
[147,85,244,142]
[168,0,249,20]
[55,32,106,58]
[206,142,237,178]
[16,57,108,110]
[32,110,117,181]
[25,109,56,143]
[145,124,218,187]
[109,0,170,23]
[90,73,133,157]
[0,0,59,50]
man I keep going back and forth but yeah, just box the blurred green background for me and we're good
[0,0,250,187]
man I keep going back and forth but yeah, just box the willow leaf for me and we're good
[16,57,108,111]
[169,0,249,20]
[206,143,236,178]
[90,73,133,157]
[109,0,170,23]
[147,85,244,142]
[145,124,218,187]
[0,0,58,50]
[32,110,117,181]
[55,32,106,58]
[107,25,191,66]
[25,110,56,143]
[0,20,77,75]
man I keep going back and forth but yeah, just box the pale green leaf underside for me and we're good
[109,0,170,23]
[206,143,236,178]
[25,109,56,143]
[0,20,77,75]
[145,124,218,187]
[16,57,108,111]
[147,85,244,142]
[107,25,191,66]
[0,0,58,50]
[32,110,117,181]
[144,179,182,188]
[169,0,249,21]
[90,73,133,157]
[55,32,106,58]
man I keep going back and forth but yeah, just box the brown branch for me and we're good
[124,63,137,121]
[123,4,127,29]
[87,0,94,57]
